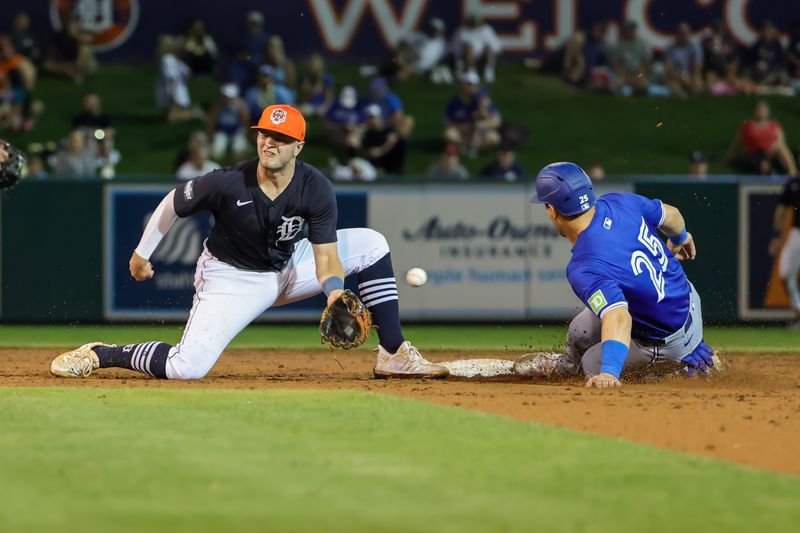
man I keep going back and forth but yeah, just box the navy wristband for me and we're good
[599,340,629,378]
[322,276,344,297]
[669,228,688,246]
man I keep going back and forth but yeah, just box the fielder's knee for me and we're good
[358,227,390,260]
[165,344,218,380]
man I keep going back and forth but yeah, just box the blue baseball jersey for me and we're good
[566,193,691,341]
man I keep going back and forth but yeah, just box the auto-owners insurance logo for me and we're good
[402,216,558,259]
[50,0,140,52]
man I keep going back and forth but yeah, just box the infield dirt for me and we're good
[2,348,798,475]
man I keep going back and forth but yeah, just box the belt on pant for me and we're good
[633,308,692,348]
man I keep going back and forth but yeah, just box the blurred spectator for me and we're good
[182,19,218,75]
[451,13,502,82]
[584,21,613,90]
[413,18,451,83]
[72,93,117,174]
[376,36,419,81]
[480,145,524,181]
[690,151,708,179]
[244,65,295,121]
[789,21,800,84]
[207,83,250,160]
[225,48,258,93]
[723,101,797,176]
[174,130,210,172]
[609,20,651,95]
[43,17,96,83]
[587,163,605,181]
[365,76,414,137]
[72,93,112,131]
[443,71,501,155]
[701,21,740,96]
[743,21,789,92]
[324,85,364,154]
[51,129,98,178]
[359,104,406,174]
[562,31,586,86]
[297,54,334,116]
[547,21,613,90]
[241,11,267,67]
[381,18,450,83]
[25,152,48,179]
[426,143,469,179]
[0,35,36,132]
[156,35,203,123]
[176,144,220,180]
[664,22,703,96]
[329,157,377,182]
[10,12,41,65]
[264,36,296,88]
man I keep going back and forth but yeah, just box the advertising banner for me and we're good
[368,184,630,320]
[104,185,367,321]
[738,184,792,320]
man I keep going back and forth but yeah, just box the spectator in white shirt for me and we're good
[176,144,220,180]
[156,35,203,122]
[451,13,502,83]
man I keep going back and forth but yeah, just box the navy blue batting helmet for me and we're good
[531,162,596,216]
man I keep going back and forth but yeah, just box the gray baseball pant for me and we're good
[556,283,705,377]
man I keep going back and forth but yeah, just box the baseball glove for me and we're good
[319,289,373,349]
[0,142,26,191]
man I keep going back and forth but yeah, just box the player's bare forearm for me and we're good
[660,203,686,236]
[601,307,632,346]
[661,203,696,260]
[586,307,631,388]
[312,242,345,304]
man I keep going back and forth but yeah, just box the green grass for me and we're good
[1,387,798,533]
[0,324,797,353]
[5,64,800,177]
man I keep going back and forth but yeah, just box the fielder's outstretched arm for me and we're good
[312,242,346,305]
[586,306,632,389]
[130,189,179,281]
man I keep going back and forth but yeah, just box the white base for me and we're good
[439,358,515,378]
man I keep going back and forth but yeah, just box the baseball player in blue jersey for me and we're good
[50,105,448,380]
[515,162,717,388]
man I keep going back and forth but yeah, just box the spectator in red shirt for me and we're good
[723,100,797,176]
[0,35,36,131]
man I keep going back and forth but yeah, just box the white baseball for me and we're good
[405,267,428,287]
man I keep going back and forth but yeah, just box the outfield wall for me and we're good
[0,178,786,324]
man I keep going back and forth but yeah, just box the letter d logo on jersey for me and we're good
[589,290,607,314]
[276,216,304,241]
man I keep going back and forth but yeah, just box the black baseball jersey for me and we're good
[779,177,800,229]
[173,158,338,272]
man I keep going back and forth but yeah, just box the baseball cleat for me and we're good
[373,341,449,379]
[50,342,112,378]
[513,352,564,378]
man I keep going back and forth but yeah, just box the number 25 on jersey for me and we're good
[630,218,667,302]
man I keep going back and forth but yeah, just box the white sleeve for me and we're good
[134,189,178,260]
[484,25,502,53]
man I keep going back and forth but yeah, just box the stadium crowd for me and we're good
[1,10,799,180]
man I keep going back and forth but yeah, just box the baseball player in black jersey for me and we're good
[771,176,800,323]
[51,105,448,380]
